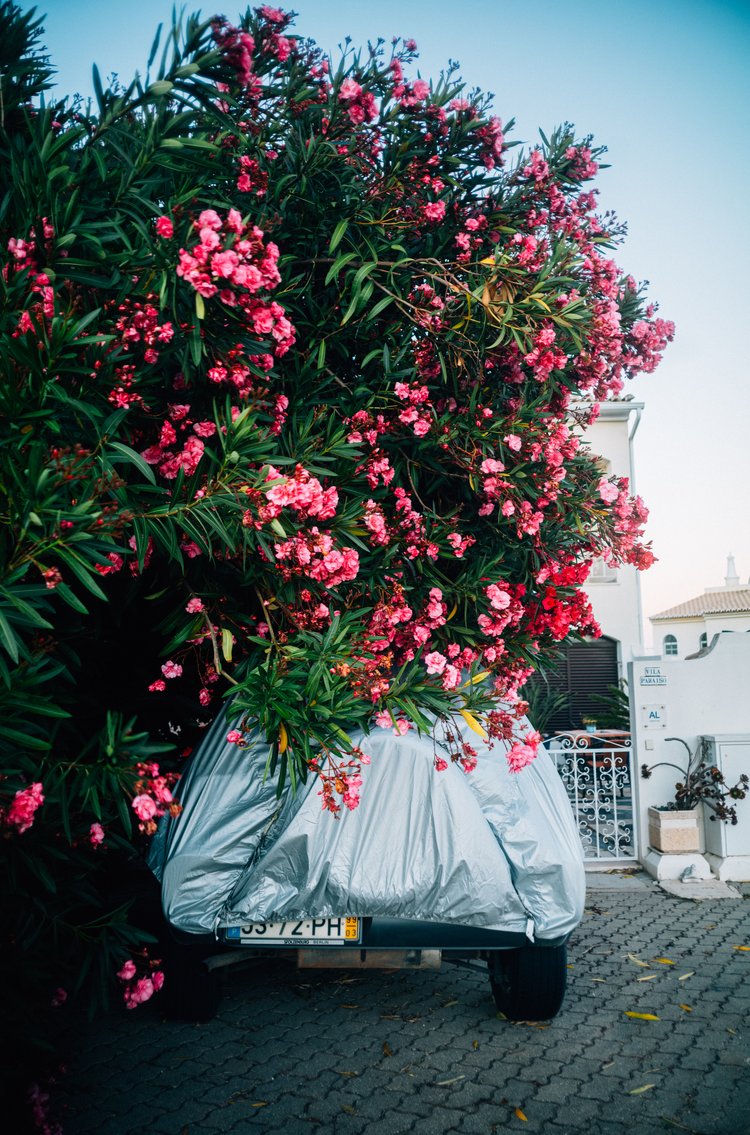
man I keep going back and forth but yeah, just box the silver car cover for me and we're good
[149,711,585,940]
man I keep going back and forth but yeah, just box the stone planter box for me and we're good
[647,806,701,853]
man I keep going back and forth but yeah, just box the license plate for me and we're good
[223,916,360,945]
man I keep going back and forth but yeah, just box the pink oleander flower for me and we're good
[155,216,174,238]
[339,78,363,102]
[486,583,511,611]
[42,567,62,589]
[148,679,166,692]
[507,739,538,773]
[422,200,446,223]
[123,976,155,1009]
[424,651,447,675]
[186,597,205,613]
[598,477,619,504]
[441,664,462,690]
[117,960,137,982]
[226,729,245,745]
[51,987,68,1008]
[4,782,44,834]
[95,552,125,577]
[89,822,105,846]
[161,660,183,679]
[132,794,158,822]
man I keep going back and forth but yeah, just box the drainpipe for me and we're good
[628,406,645,652]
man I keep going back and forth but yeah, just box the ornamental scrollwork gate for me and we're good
[544,731,637,862]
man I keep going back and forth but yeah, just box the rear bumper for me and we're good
[169,916,570,967]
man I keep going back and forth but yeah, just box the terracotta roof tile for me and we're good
[651,588,750,621]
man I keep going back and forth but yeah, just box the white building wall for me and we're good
[652,616,703,658]
[582,403,644,671]
[705,613,750,637]
[628,632,750,879]
[653,614,750,659]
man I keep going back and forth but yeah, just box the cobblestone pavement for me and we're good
[57,876,750,1135]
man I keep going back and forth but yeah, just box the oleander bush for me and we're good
[0,1,672,1119]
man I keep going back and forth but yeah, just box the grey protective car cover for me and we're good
[149,709,585,941]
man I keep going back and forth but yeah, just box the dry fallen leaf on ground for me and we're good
[678,972,695,981]
[515,1108,528,1121]
[249,1102,269,1108]
[637,975,660,982]
[626,953,650,967]
[653,957,675,965]
[629,1084,656,1095]
[436,1075,465,1086]
[679,1004,692,1012]
[624,1011,660,1020]
[731,945,750,951]
[382,1042,393,1057]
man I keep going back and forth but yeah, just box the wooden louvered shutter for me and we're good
[566,637,619,726]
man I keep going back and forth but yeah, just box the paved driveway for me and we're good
[58,876,750,1135]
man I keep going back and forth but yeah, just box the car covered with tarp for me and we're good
[149,710,584,1021]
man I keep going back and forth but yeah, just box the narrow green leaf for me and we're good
[56,549,108,600]
[92,63,104,107]
[0,724,52,751]
[324,251,356,286]
[0,610,19,662]
[328,218,348,254]
[149,79,174,96]
[54,582,89,614]
[364,294,395,322]
[107,442,157,485]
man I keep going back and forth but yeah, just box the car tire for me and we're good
[161,941,222,1022]
[488,943,567,1020]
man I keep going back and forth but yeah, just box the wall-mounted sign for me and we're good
[641,703,667,730]
[640,665,667,687]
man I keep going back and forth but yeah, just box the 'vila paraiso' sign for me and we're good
[640,666,667,687]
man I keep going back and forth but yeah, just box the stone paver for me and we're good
[54,875,750,1135]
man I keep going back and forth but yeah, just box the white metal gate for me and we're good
[544,731,637,862]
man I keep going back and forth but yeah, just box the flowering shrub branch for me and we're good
[0,0,672,1116]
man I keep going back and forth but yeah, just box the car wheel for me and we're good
[488,943,567,1020]
[161,941,222,1022]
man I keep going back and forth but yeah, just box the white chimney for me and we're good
[725,554,740,589]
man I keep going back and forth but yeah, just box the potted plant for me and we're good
[641,737,749,853]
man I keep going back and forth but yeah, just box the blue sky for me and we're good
[33,0,750,637]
